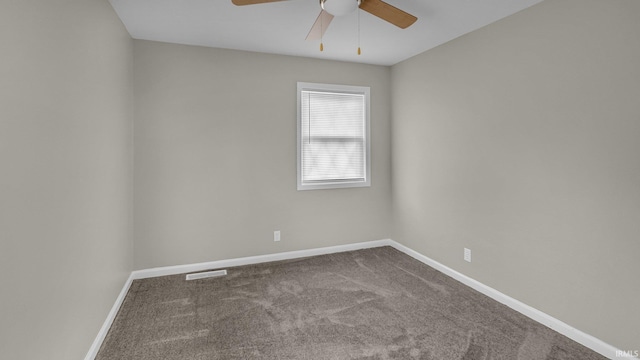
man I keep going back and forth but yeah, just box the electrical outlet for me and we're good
[274,230,281,242]
[464,248,471,263]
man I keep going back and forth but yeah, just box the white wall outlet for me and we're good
[274,230,281,242]
[464,248,471,263]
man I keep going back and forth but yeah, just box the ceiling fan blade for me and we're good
[359,0,417,29]
[231,0,288,5]
[305,10,334,41]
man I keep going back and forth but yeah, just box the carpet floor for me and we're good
[96,246,606,359]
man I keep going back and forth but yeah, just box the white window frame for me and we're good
[297,82,371,191]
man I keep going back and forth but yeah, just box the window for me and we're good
[297,82,371,190]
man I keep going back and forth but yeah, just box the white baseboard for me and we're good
[84,272,134,360]
[386,240,624,360]
[86,238,627,360]
[130,239,392,280]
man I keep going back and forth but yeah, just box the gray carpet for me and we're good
[96,246,606,359]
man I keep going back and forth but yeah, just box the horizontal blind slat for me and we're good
[301,90,366,183]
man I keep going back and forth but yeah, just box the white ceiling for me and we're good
[109,0,543,66]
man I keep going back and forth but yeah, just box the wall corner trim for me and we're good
[84,273,135,360]
[85,239,625,360]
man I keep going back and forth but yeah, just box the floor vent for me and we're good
[185,269,227,281]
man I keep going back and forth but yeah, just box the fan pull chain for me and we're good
[357,7,361,55]
[320,11,324,52]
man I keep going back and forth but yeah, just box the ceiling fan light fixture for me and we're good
[320,0,361,17]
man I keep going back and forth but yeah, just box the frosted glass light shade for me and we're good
[320,0,360,17]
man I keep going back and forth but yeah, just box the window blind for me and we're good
[300,90,366,184]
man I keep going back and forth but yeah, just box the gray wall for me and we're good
[391,0,640,351]
[0,0,133,359]
[133,41,392,269]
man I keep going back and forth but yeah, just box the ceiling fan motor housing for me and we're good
[320,0,362,17]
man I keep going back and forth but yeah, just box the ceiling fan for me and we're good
[231,0,417,42]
